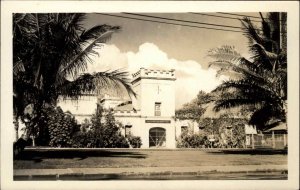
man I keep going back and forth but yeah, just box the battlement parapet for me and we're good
[132,68,175,84]
[113,109,141,117]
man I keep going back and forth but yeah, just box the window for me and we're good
[154,102,161,116]
[125,125,132,137]
[181,126,188,134]
[198,125,205,130]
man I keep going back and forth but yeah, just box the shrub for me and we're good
[82,106,129,148]
[128,135,142,148]
[177,133,209,148]
[13,136,30,159]
[198,115,246,148]
[71,132,90,148]
[109,134,130,148]
[46,106,80,147]
[23,105,80,147]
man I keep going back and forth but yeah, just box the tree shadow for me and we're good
[16,149,147,161]
[209,149,287,155]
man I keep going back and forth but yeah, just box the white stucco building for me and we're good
[58,68,199,148]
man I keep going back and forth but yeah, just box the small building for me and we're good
[245,124,258,149]
[244,123,287,149]
[262,122,288,149]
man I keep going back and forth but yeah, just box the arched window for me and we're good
[149,127,166,147]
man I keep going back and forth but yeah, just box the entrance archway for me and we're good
[149,127,166,147]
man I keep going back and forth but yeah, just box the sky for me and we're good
[81,13,264,109]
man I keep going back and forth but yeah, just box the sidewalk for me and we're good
[14,164,288,180]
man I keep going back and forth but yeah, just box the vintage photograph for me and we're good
[1,1,299,190]
[12,11,288,179]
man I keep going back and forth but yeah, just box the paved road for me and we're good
[14,164,287,180]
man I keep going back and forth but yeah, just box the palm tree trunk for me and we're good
[32,135,36,147]
[13,115,19,141]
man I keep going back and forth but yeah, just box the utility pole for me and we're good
[279,12,287,52]
[279,12,282,50]
[251,133,255,149]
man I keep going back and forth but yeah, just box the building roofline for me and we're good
[132,76,176,85]
[99,97,129,103]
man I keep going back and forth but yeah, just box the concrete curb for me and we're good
[14,165,288,180]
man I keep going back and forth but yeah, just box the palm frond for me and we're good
[262,121,285,131]
[65,13,86,32]
[59,30,116,79]
[208,45,241,64]
[208,45,243,77]
[13,13,27,24]
[239,57,256,70]
[208,46,259,73]
[80,25,121,41]
[241,17,264,46]
[58,70,136,99]
[13,13,38,40]
[14,13,37,27]
[249,104,285,128]
[250,43,278,69]
[209,59,266,83]
[212,79,280,105]
[213,97,262,112]
[13,60,25,76]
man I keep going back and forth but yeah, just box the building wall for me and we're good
[140,79,175,117]
[101,99,126,109]
[131,79,141,111]
[104,68,178,148]
[175,119,200,137]
[115,114,176,148]
[132,68,176,118]
[143,119,176,148]
[57,95,97,123]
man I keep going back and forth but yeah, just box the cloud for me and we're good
[126,43,172,72]
[85,45,128,73]
[86,42,226,108]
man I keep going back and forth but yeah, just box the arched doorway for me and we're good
[149,127,166,147]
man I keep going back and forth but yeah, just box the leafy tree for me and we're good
[81,118,91,133]
[28,105,80,147]
[176,91,213,120]
[175,102,204,120]
[195,90,214,105]
[207,13,287,130]
[88,106,129,148]
[13,13,135,141]
[47,107,80,147]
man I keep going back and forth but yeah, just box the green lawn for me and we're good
[14,148,287,169]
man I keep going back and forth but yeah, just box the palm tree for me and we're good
[13,13,135,141]
[207,13,287,130]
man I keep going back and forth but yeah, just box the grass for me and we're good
[14,148,287,169]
